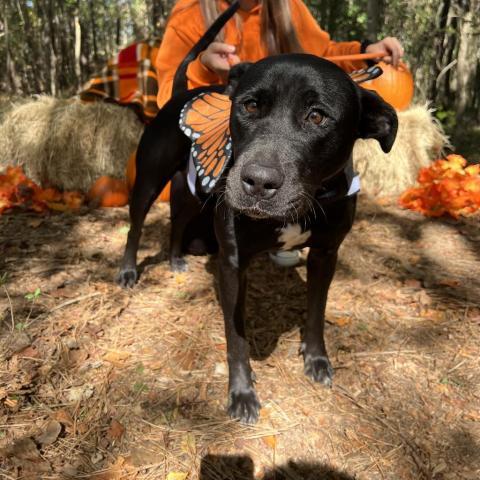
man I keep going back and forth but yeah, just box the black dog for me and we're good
[118,6,397,424]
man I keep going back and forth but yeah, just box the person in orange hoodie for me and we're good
[155,0,404,109]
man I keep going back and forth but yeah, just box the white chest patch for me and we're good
[278,224,311,251]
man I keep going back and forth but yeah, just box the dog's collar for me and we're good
[315,160,360,204]
[314,173,360,203]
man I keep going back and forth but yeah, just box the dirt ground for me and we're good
[0,196,479,480]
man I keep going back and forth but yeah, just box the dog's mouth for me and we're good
[240,205,273,220]
[229,197,309,221]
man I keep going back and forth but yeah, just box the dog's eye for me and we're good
[244,100,258,114]
[307,110,324,126]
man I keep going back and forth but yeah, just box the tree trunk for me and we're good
[116,15,121,47]
[16,0,43,92]
[89,0,99,65]
[4,1,22,93]
[152,0,161,33]
[456,0,480,119]
[427,0,452,101]
[327,0,345,37]
[441,8,458,105]
[45,0,58,95]
[74,3,82,88]
[367,0,383,40]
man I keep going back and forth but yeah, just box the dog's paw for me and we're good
[116,268,138,288]
[228,388,261,424]
[170,257,189,272]
[304,355,334,387]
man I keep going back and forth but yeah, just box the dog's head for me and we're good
[224,54,398,220]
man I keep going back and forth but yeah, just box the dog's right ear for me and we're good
[224,62,252,97]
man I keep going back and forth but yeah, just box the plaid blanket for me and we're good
[79,38,161,122]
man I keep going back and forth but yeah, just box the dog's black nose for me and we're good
[241,164,284,199]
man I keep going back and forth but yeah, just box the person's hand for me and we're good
[365,37,404,67]
[200,42,241,79]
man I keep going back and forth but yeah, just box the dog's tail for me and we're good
[171,0,240,97]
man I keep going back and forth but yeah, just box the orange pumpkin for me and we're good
[88,176,129,207]
[159,181,171,202]
[361,61,414,111]
[125,150,171,202]
[126,151,136,191]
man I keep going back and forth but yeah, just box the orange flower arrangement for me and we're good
[399,154,480,218]
[0,166,84,214]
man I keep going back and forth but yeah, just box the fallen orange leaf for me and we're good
[334,316,351,327]
[107,419,125,441]
[166,473,188,480]
[103,350,131,365]
[54,409,74,427]
[262,435,277,449]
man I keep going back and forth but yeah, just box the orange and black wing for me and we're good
[350,65,383,84]
[179,91,232,193]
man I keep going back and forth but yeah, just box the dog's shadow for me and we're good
[136,215,171,276]
[206,253,308,361]
[200,454,355,480]
[135,214,308,362]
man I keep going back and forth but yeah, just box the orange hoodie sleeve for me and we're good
[291,0,366,72]
[155,0,224,108]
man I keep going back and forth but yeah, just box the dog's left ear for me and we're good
[357,87,398,153]
[224,62,253,97]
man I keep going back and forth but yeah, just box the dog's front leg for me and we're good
[218,257,261,423]
[302,246,338,386]
[214,212,260,424]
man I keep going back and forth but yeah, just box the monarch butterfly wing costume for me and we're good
[179,91,233,195]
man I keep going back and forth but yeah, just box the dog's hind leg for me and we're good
[168,171,201,272]
[117,119,189,287]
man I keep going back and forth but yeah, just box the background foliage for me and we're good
[1,0,479,125]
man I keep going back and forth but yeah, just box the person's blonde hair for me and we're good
[199,0,302,54]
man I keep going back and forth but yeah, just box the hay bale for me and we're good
[0,96,144,191]
[353,104,450,196]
